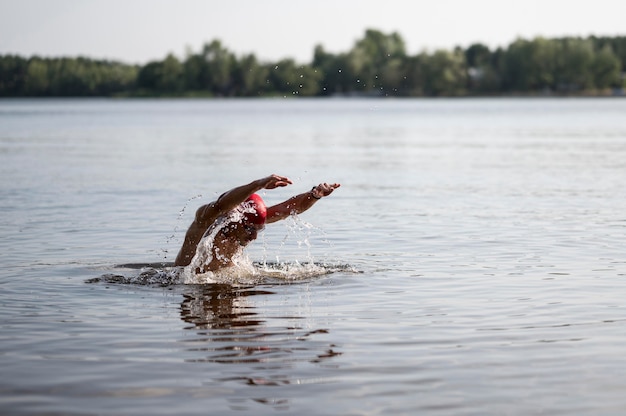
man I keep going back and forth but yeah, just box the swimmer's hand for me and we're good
[261,174,293,189]
[311,183,341,199]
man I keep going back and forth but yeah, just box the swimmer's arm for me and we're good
[196,174,293,224]
[266,183,340,223]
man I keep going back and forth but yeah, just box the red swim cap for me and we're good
[242,193,267,225]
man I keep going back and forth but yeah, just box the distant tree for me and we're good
[592,36,626,72]
[465,43,491,68]
[346,29,407,95]
[592,45,622,89]
[137,55,184,94]
[422,49,467,96]
[378,56,404,96]
[232,53,268,96]
[0,55,28,96]
[202,40,236,96]
[182,53,205,92]
[502,38,557,92]
[400,55,426,96]
[528,37,560,91]
[137,61,162,91]
[95,61,138,95]
[3,31,625,97]
[266,59,320,96]
[556,38,595,91]
[158,54,184,92]
[312,45,352,95]
[45,58,92,96]
[312,45,336,95]
[24,58,50,95]
[500,37,622,93]
[465,43,500,93]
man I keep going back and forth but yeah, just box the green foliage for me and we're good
[24,58,49,95]
[422,49,467,96]
[232,54,268,96]
[592,45,622,88]
[499,36,624,93]
[1,30,624,97]
[1,55,137,96]
[312,46,352,95]
[266,59,321,97]
[0,55,27,95]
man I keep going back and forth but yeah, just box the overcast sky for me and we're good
[1,0,625,64]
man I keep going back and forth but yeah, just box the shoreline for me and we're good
[1,91,625,100]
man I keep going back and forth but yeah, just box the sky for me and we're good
[1,0,625,64]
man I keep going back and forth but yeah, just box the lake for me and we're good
[1,97,626,415]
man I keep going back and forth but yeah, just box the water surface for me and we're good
[1,98,626,415]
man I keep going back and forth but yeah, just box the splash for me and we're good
[254,260,358,282]
[89,265,182,286]
[183,211,254,282]
[181,248,261,285]
[161,193,203,262]
[88,259,357,287]
[88,213,358,287]
[186,214,231,276]
[183,205,269,283]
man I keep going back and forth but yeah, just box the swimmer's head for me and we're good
[241,193,267,225]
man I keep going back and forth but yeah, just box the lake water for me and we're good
[1,97,626,415]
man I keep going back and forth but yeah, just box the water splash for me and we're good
[88,265,182,286]
[161,194,203,262]
[269,215,331,266]
[89,213,357,287]
[184,206,256,278]
[255,260,357,282]
[87,260,357,287]
[186,214,231,275]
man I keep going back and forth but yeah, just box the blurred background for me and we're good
[1,0,625,98]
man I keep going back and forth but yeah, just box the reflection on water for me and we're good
[180,284,268,332]
[84,275,344,411]
[178,284,342,410]
[179,284,341,364]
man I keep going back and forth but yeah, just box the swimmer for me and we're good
[174,174,340,273]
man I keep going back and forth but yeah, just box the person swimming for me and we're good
[174,174,340,273]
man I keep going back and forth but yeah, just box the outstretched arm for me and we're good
[266,182,340,224]
[196,174,292,224]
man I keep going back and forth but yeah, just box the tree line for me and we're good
[1,29,625,97]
